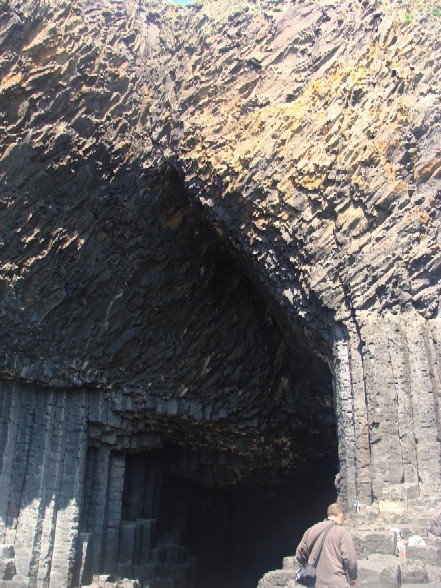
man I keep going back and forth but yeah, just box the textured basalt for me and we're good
[0,0,440,587]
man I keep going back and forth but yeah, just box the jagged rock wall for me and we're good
[0,0,440,587]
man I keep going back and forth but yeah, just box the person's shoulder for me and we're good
[312,520,329,531]
[339,525,355,540]
[327,522,348,537]
[308,520,330,536]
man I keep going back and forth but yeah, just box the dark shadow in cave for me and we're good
[74,169,339,588]
[157,451,338,588]
[138,177,340,587]
[82,445,338,588]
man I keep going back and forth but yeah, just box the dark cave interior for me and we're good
[156,450,338,588]
[70,170,341,588]
[79,445,338,588]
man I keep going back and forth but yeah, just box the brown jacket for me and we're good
[296,519,357,588]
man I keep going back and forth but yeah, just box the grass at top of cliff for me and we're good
[171,0,441,15]
[380,0,441,16]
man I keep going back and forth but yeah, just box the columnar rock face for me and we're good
[0,0,440,587]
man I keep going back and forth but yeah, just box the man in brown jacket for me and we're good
[295,503,357,587]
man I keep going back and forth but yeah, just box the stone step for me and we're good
[400,559,430,584]
[261,511,441,583]
[357,555,401,588]
[406,543,441,566]
[348,512,437,532]
[276,554,439,587]
[351,529,397,558]
[357,554,441,587]
[257,568,293,587]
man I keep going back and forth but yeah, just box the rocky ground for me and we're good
[259,511,441,587]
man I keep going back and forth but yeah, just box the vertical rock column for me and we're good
[82,446,112,580]
[102,453,126,575]
[332,327,358,512]
[334,312,441,512]
[347,320,373,508]
[48,391,89,588]
[0,381,89,587]
[361,313,441,508]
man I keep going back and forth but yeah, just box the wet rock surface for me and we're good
[0,0,440,587]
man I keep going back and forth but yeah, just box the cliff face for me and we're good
[0,1,440,587]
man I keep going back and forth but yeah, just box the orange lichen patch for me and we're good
[414,159,441,182]
[414,208,430,224]
[373,123,401,156]
[383,162,401,182]
[401,205,433,233]
[276,177,299,202]
[392,180,409,194]
[297,174,327,192]
[210,62,375,170]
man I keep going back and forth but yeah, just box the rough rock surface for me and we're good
[0,0,440,587]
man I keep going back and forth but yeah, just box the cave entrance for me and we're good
[80,420,338,588]
[156,449,338,588]
[95,442,338,588]
[77,172,339,588]
[139,180,340,586]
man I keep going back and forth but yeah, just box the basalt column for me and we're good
[0,382,89,587]
[331,314,441,514]
[0,368,338,588]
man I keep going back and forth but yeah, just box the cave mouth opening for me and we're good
[77,171,339,588]
[144,181,339,587]
[157,449,338,588]
[89,444,338,588]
